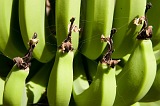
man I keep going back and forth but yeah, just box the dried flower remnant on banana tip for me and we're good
[134,2,153,40]
[101,28,120,68]
[58,17,80,53]
[13,33,39,70]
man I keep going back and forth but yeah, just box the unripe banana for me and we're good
[0,0,27,59]
[26,59,54,105]
[47,18,76,106]
[79,0,115,60]
[19,0,57,63]
[73,62,117,106]
[3,65,29,106]
[112,0,146,58]
[3,32,38,106]
[0,77,5,105]
[113,39,157,106]
[55,0,81,53]
[139,61,160,102]
[74,32,118,105]
[47,50,74,106]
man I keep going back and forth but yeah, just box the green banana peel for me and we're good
[114,40,157,106]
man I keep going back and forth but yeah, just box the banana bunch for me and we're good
[1,0,160,105]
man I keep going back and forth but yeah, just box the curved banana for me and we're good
[26,59,54,105]
[47,18,76,106]
[146,0,160,50]
[3,65,29,106]
[139,61,160,102]
[73,33,118,106]
[0,77,5,105]
[55,0,81,53]
[111,0,146,58]
[113,40,157,106]
[79,0,115,60]
[73,61,117,106]
[19,0,57,63]
[3,33,38,106]
[0,0,27,59]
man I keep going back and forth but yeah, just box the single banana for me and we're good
[3,65,29,106]
[73,61,117,106]
[0,0,27,59]
[0,77,5,105]
[79,0,115,60]
[113,40,157,106]
[146,0,160,50]
[19,0,57,63]
[3,33,39,106]
[111,0,146,58]
[26,59,54,105]
[55,0,81,53]
[47,18,76,106]
[73,32,119,106]
[139,61,160,102]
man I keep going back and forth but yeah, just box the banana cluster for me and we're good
[0,0,160,106]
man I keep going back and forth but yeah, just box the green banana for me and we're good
[47,18,76,106]
[112,0,146,58]
[73,61,117,106]
[55,0,81,53]
[0,77,5,105]
[79,0,115,60]
[19,0,57,63]
[73,33,118,106]
[139,60,160,102]
[146,0,160,50]
[3,33,39,106]
[0,0,27,59]
[113,40,157,106]
[26,59,54,105]
[3,64,29,106]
